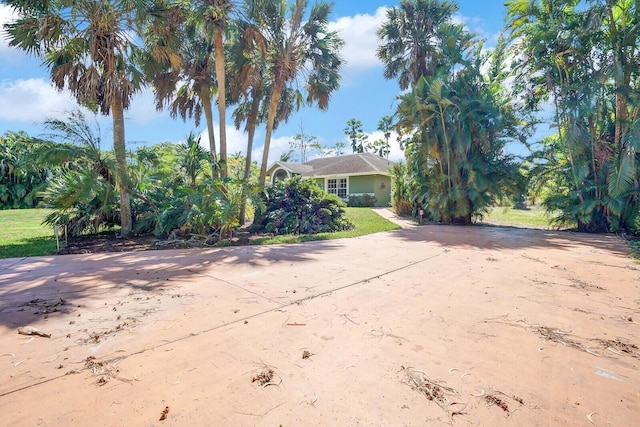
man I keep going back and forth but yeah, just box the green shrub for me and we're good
[252,177,353,235]
[348,194,377,207]
[391,162,414,215]
[395,200,413,216]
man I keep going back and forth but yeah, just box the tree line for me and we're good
[3,0,342,235]
[2,0,639,235]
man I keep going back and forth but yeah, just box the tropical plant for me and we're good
[41,168,120,237]
[506,0,640,232]
[383,1,521,224]
[228,3,310,222]
[38,111,115,187]
[252,176,353,235]
[227,6,267,224]
[333,141,347,156]
[0,131,52,209]
[4,0,182,236]
[148,5,221,178]
[36,112,120,235]
[344,118,370,153]
[390,162,413,216]
[377,0,459,90]
[376,115,394,158]
[208,0,234,179]
[177,133,210,189]
[251,0,344,186]
[372,139,391,158]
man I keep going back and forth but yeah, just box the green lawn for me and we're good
[0,209,58,259]
[249,207,401,245]
[478,205,556,229]
[0,207,400,258]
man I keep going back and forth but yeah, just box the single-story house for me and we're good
[266,153,396,207]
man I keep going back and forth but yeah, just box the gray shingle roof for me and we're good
[301,153,395,177]
[266,153,396,178]
[269,161,313,175]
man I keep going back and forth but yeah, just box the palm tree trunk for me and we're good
[215,28,228,179]
[201,88,218,178]
[239,94,261,225]
[112,97,132,236]
[439,108,453,221]
[259,79,284,186]
[607,4,629,149]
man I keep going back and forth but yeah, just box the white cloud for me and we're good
[329,7,387,73]
[251,134,293,166]
[197,125,251,157]
[0,78,83,123]
[125,86,165,125]
[0,4,30,64]
[361,130,406,163]
[0,4,16,53]
[197,126,294,166]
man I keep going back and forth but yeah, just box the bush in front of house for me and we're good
[390,162,414,216]
[252,176,353,235]
[347,194,377,207]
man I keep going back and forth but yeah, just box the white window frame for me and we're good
[326,177,348,199]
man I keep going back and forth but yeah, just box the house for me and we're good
[266,153,396,207]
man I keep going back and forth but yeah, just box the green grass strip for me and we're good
[0,209,57,258]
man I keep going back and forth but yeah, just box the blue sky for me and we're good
[0,1,511,163]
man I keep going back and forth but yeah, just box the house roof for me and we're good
[267,161,314,176]
[267,153,396,178]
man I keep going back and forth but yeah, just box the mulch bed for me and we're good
[56,231,259,255]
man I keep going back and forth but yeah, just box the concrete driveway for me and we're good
[1,217,639,426]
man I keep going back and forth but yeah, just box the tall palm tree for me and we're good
[377,0,458,90]
[150,11,221,177]
[196,0,235,179]
[344,118,369,153]
[391,10,516,224]
[250,0,344,186]
[227,9,267,224]
[4,0,181,236]
[377,115,394,148]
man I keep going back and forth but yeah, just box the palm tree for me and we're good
[377,116,393,147]
[197,0,235,179]
[506,0,640,231]
[150,11,220,178]
[251,0,344,186]
[4,0,181,236]
[39,111,115,187]
[179,132,210,189]
[377,0,458,90]
[227,8,267,224]
[391,13,517,224]
[344,118,369,153]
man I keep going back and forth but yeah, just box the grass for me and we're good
[0,207,400,259]
[249,207,401,245]
[0,209,58,259]
[478,205,556,229]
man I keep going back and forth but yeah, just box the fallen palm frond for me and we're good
[534,326,599,356]
[402,366,457,416]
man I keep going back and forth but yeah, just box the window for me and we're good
[327,178,347,198]
[272,169,288,184]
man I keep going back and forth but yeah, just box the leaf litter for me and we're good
[402,366,457,415]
